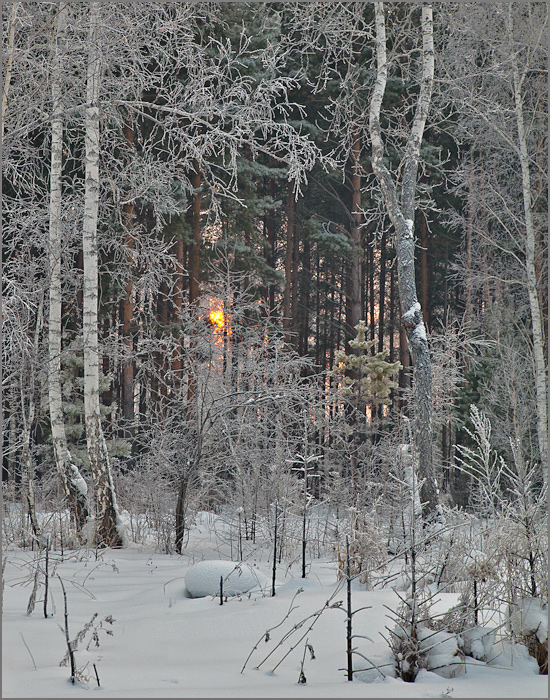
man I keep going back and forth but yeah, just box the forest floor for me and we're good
[2,512,547,698]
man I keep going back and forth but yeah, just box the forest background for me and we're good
[2,1,547,565]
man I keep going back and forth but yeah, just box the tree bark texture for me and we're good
[82,1,123,548]
[368,2,440,524]
[48,2,92,540]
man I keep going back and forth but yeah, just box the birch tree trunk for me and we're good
[83,1,123,548]
[20,294,44,543]
[1,2,18,142]
[368,2,441,525]
[507,7,548,477]
[48,2,92,541]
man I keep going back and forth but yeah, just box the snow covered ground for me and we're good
[2,513,547,698]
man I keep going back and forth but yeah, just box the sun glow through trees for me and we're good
[208,299,227,340]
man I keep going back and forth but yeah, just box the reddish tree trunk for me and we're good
[346,133,363,351]
[186,162,201,426]
[283,182,295,345]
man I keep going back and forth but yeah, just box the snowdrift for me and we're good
[184,559,268,598]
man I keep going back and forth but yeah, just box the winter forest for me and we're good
[2,1,548,697]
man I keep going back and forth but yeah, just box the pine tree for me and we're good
[334,320,401,408]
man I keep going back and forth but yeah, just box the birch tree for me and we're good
[368,3,441,524]
[506,6,548,473]
[47,2,92,541]
[82,1,123,548]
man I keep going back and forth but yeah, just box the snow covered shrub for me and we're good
[336,510,387,587]
[114,436,181,551]
[184,560,268,598]
[417,627,465,678]
[454,407,547,673]
[509,597,548,674]
[383,442,426,558]
[389,614,465,681]
[460,626,495,661]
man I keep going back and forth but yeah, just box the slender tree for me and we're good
[47,2,92,540]
[368,3,441,524]
[506,7,548,473]
[82,1,123,547]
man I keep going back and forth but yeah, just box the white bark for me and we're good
[83,1,123,548]
[20,294,44,542]
[1,2,18,141]
[507,7,548,477]
[369,3,440,524]
[48,2,92,540]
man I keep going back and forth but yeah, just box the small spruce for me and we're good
[334,321,401,405]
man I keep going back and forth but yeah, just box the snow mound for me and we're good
[185,560,268,598]
[275,576,321,597]
[510,598,548,643]
[488,641,541,674]
[461,626,495,660]
[418,626,465,679]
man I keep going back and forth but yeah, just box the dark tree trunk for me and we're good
[419,212,430,330]
[346,133,363,351]
[298,234,311,357]
[283,182,295,345]
[121,121,135,434]
[378,230,387,354]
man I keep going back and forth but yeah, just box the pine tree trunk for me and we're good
[283,182,295,345]
[188,162,202,308]
[121,121,135,434]
[464,155,475,323]
[267,177,277,314]
[368,2,440,525]
[368,238,375,350]
[419,213,430,330]
[48,2,91,540]
[291,201,300,347]
[298,237,310,357]
[172,235,185,385]
[186,162,201,425]
[378,230,387,354]
[389,262,396,408]
[82,1,123,548]
[157,280,169,413]
[346,133,363,348]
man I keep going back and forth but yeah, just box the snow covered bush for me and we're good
[454,406,548,673]
[417,626,465,679]
[509,597,548,675]
[389,621,464,682]
[335,510,387,587]
[184,560,268,598]
[460,626,495,661]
